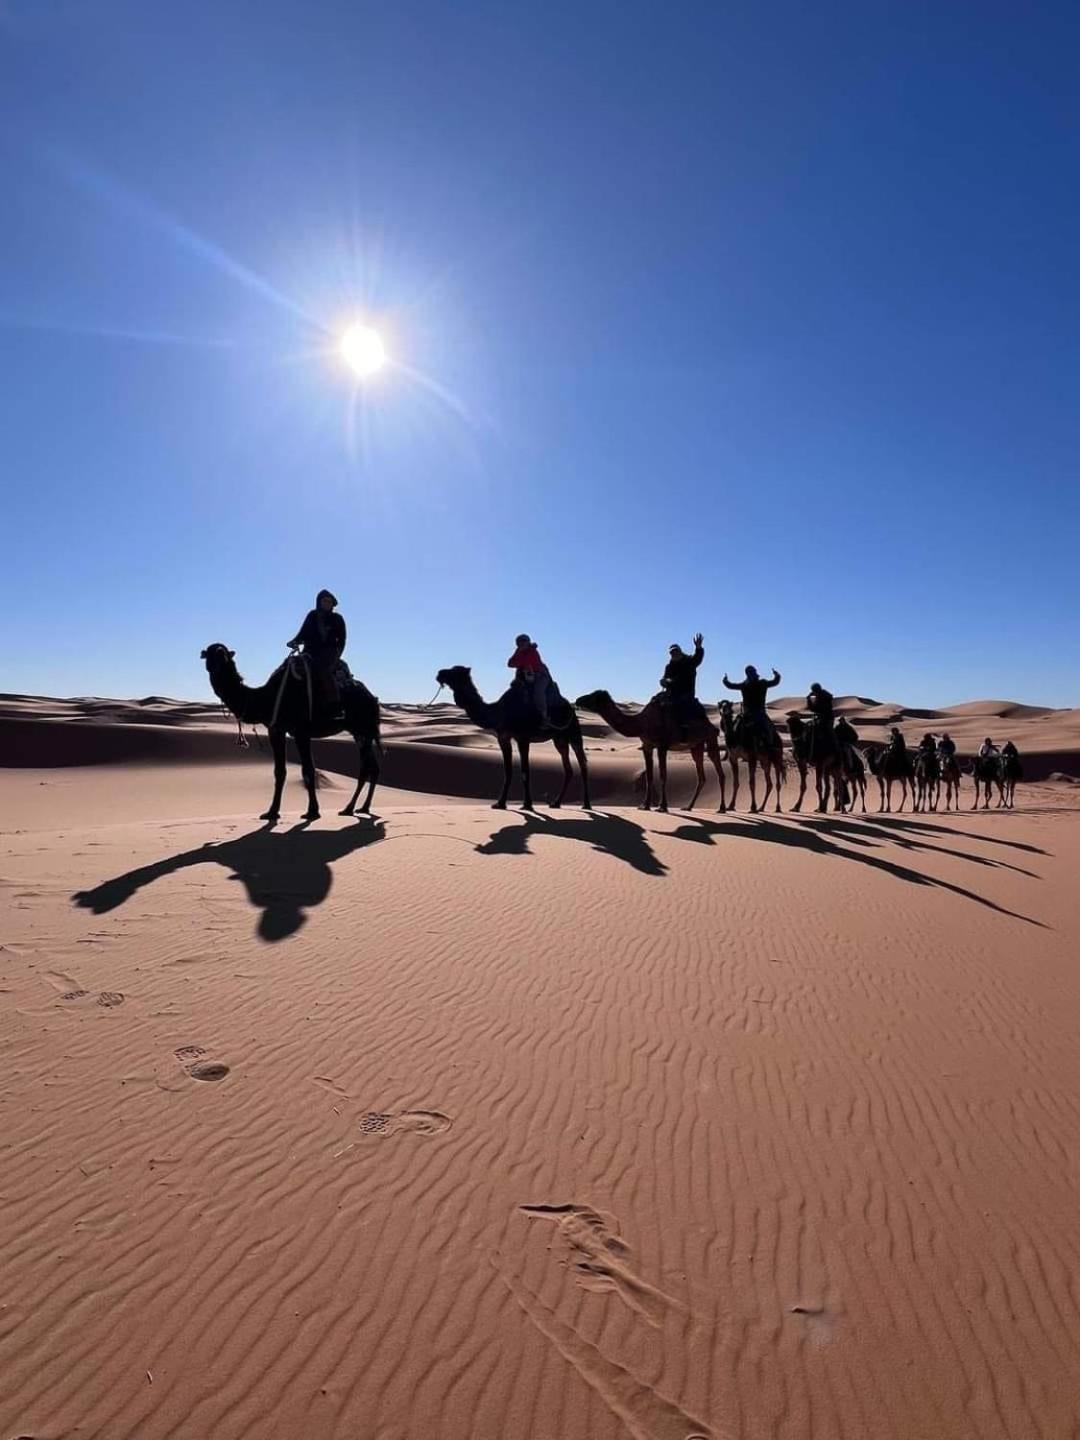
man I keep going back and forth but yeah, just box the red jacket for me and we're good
[508,643,546,675]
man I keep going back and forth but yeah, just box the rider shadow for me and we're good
[848,813,1049,857]
[794,814,1043,878]
[669,815,1048,928]
[73,818,387,942]
[475,810,667,878]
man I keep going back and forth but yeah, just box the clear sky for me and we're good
[2,0,1077,707]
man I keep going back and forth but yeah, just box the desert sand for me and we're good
[3,690,1080,1439]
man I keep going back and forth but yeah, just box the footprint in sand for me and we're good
[60,989,90,1001]
[359,1109,452,1137]
[174,1046,230,1082]
[97,991,125,1008]
[519,1203,678,1327]
[189,1062,230,1082]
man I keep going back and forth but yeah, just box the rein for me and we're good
[423,682,445,709]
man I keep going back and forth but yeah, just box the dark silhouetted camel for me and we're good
[575,690,726,813]
[202,644,381,823]
[716,700,784,813]
[436,666,591,811]
[785,714,843,812]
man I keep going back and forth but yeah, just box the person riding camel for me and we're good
[1002,740,1019,759]
[721,664,781,746]
[888,725,907,755]
[805,681,837,763]
[917,732,936,754]
[938,732,957,760]
[507,633,561,727]
[659,634,706,730]
[288,589,347,712]
[979,736,999,760]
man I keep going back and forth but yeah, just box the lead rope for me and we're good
[423,682,445,709]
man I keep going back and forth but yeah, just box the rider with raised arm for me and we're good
[659,633,707,729]
[722,664,781,744]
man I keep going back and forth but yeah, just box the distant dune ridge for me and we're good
[3,689,1080,1439]
[3,690,1078,797]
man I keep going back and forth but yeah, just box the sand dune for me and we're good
[3,693,1080,1439]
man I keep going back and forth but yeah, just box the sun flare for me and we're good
[339,323,386,378]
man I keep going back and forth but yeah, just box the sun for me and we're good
[339,323,386,378]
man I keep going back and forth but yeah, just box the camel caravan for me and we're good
[202,594,1025,821]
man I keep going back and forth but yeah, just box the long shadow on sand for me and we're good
[671,814,1047,927]
[475,810,667,877]
[73,818,386,941]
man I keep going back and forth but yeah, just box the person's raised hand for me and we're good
[693,633,703,647]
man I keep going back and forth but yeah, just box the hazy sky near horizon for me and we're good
[2,0,1077,707]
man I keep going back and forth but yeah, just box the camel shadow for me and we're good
[475,809,667,877]
[73,818,387,942]
[671,815,1048,928]
[793,815,1042,877]
[847,813,1049,857]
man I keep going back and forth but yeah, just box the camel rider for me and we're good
[1002,740,1019,759]
[835,714,860,769]
[507,634,560,727]
[979,737,999,760]
[888,726,907,755]
[805,682,836,763]
[660,634,706,728]
[938,732,957,761]
[721,665,781,746]
[289,589,346,711]
[917,733,937,757]
[806,682,835,729]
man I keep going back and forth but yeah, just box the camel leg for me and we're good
[340,735,378,815]
[687,746,706,811]
[518,738,534,810]
[707,737,727,812]
[297,733,320,821]
[494,736,512,809]
[550,738,572,809]
[729,756,740,811]
[640,745,655,810]
[748,757,759,813]
[772,757,783,813]
[815,766,829,813]
[570,733,592,810]
[657,747,670,813]
[262,728,287,822]
[792,760,806,813]
[359,737,381,813]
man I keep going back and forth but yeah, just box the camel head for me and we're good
[785,710,806,735]
[435,666,473,693]
[574,689,613,712]
[201,643,237,673]
[718,698,734,718]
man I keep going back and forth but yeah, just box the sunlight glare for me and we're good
[339,323,386,378]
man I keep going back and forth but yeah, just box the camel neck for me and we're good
[451,680,497,729]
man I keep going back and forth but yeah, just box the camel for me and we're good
[913,747,941,813]
[865,741,916,812]
[833,717,867,813]
[939,750,962,811]
[970,753,1005,810]
[575,690,726,812]
[1000,745,1023,808]
[202,644,381,822]
[785,714,843,812]
[436,666,591,811]
[716,700,783,812]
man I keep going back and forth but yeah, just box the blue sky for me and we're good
[2,0,1077,706]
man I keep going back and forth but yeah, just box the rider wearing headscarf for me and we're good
[289,589,347,708]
